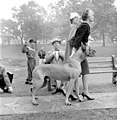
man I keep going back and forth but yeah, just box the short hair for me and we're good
[70,18,74,24]
[29,39,36,43]
[81,9,89,21]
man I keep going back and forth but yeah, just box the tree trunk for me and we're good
[2,39,5,46]
[7,39,11,45]
[19,34,25,51]
[102,31,105,47]
[110,36,114,43]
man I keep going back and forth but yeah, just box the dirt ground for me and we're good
[0,43,117,120]
[0,108,117,120]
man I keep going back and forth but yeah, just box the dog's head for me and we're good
[72,45,96,62]
[81,43,96,57]
[87,48,96,57]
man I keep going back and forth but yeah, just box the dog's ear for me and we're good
[7,72,14,83]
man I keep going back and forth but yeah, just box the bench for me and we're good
[87,55,117,84]
[47,55,117,91]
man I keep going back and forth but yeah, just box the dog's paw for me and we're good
[32,101,38,106]
[33,102,38,106]
[65,101,71,106]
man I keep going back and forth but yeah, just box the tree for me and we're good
[0,19,20,45]
[12,1,46,42]
[49,0,117,46]
[0,1,55,45]
[91,0,116,46]
[1,0,117,46]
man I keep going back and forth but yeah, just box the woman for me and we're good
[65,9,95,100]
[65,12,80,62]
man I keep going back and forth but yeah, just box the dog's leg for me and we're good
[32,77,45,105]
[74,77,82,102]
[32,84,41,105]
[44,76,52,91]
[32,70,45,105]
[65,78,75,106]
[60,81,68,96]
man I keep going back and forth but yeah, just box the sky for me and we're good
[0,0,117,19]
[0,0,58,19]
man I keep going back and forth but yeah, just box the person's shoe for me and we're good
[113,81,117,84]
[28,81,33,85]
[52,88,59,94]
[3,88,9,93]
[82,92,95,100]
[25,80,29,84]
[52,88,66,96]
[69,94,78,101]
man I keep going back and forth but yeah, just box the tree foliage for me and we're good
[0,0,117,45]
[49,0,117,46]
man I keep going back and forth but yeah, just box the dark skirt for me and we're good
[65,40,89,75]
[81,58,89,75]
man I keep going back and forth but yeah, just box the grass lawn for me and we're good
[0,42,117,98]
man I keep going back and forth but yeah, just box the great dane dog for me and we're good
[32,46,89,106]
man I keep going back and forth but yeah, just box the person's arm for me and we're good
[45,51,55,63]
[58,51,65,61]
[22,44,29,53]
[73,24,88,49]
[70,47,77,58]
[68,26,77,41]
[43,51,46,57]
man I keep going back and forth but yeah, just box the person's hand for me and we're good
[24,41,28,44]
[52,51,56,56]
[58,51,62,56]
[43,59,46,63]
[59,51,64,56]
[28,46,35,51]
[86,43,89,46]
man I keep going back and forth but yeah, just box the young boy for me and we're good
[38,46,46,64]
[22,39,36,85]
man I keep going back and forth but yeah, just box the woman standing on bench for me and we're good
[65,9,95,100]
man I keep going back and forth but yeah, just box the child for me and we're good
[38,46,46,64]
[22,39,36,85]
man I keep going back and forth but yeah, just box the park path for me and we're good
[0,92,117,115]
